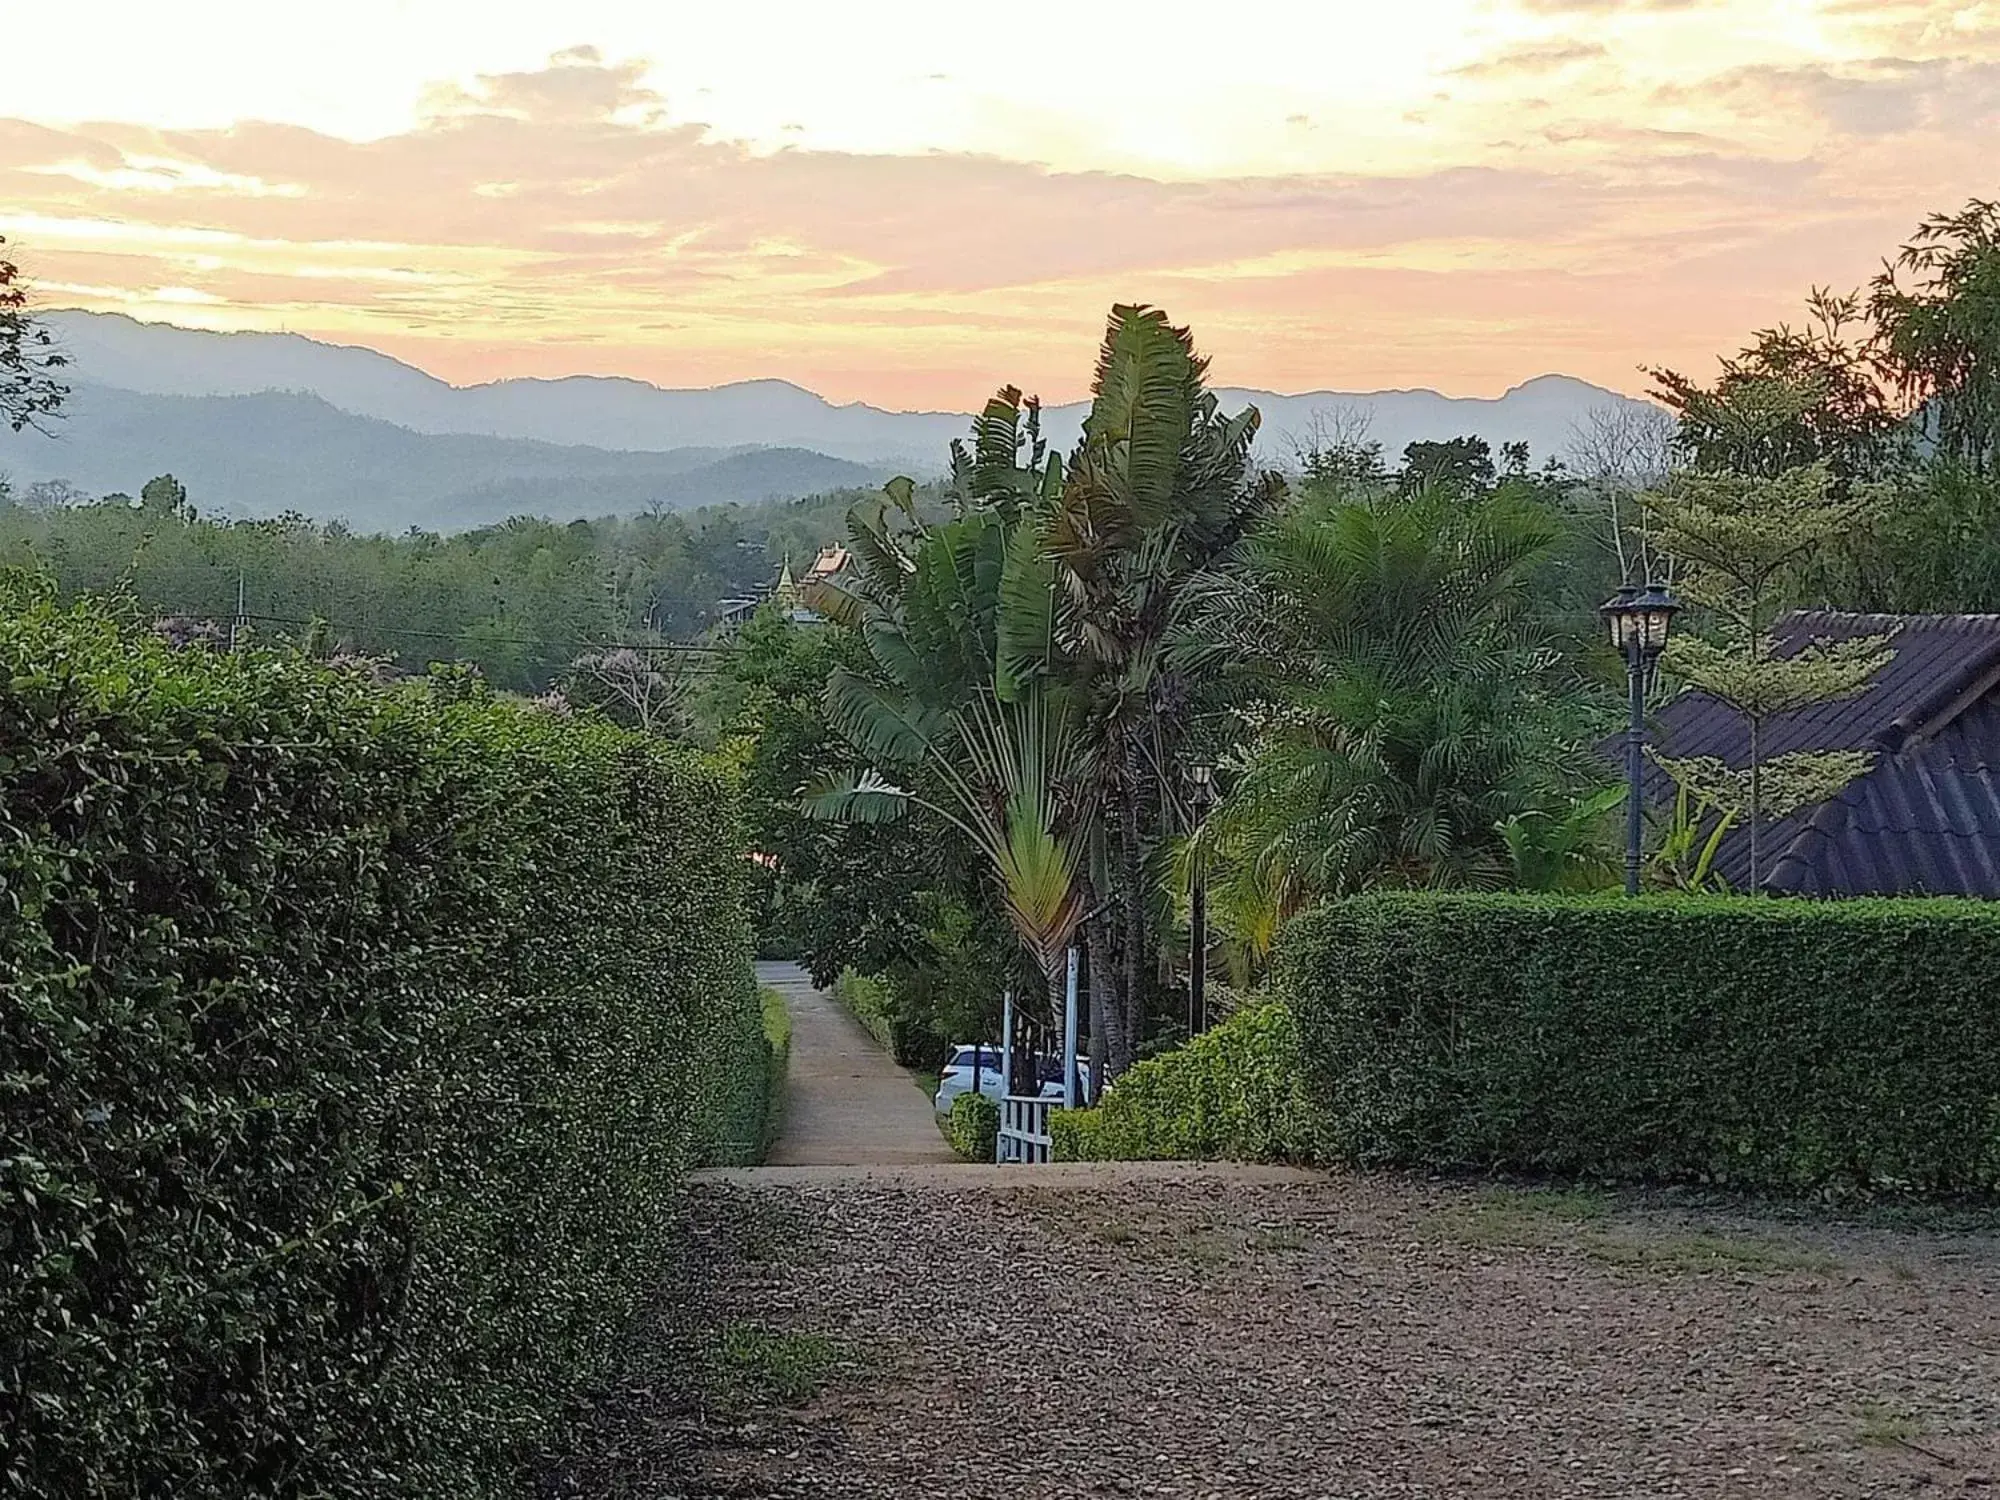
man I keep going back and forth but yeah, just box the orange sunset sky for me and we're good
[4,0,1997,407]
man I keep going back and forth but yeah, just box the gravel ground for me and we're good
[548,1163,2000,1499]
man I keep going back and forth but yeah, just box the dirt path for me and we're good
[757,961,954,1168]
[573,1164,2000,1499]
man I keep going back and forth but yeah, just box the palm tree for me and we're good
[1206,482,1574,925]
[804,403,1093,1023]
[1039,306,1284,1076]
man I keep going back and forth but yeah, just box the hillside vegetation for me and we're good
[0,382,887,530]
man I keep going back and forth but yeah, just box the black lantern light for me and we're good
[1599,582,1682,894]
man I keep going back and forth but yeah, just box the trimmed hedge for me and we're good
[1050,1002,1315,1163]
[945,1091,999,1162]
[1,583,756,1499]
[831,968,945,1069]
[1280,892,2000,1196]
[704,987,793,1166]
[760,987,794,1157]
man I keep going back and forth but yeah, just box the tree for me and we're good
[1642,462,1895,888]
[1038,305,1283,1077]
[804,460,1094,1030]
[1869,198,2000,475]
[1399,435,1494,495]
[1649,289,1899,480]
[0,238,67,434]
[1564,400,1678,491]
[1207,482,1581,932]
[139,474,192,521]
[563,646,689,736]
[716,605,937,983]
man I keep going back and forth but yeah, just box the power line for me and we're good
[165,609,736,657]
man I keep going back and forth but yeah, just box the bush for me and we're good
[0,583,755,1499]
[760,987,794,1157]
[705,987,794,1166]
[1050,1002,1315,1163]
[945,1092,999,1162]
[834,968,896,1052]
[832,968,946,1069]
[1281,892,2000,1197]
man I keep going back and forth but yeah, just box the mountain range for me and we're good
[0,309,1658,532]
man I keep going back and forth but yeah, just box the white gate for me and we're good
[996,1095,1052,1164]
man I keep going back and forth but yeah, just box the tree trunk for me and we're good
[1089,909,1124,1087]
[1748,715,1762,892]
[1086,926,1109,1105]
[1115,727,1147,1078]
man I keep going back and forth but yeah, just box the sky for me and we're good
[2,1,1997,408]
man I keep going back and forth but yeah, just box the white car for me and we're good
[933,1045,1005,1117]
[933,1046,1096,1117]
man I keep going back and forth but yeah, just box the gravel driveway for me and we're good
[549,1162,2000,1499]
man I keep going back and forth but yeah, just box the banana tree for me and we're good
[1039,305,1283,1076]
[803,393,1093,1024]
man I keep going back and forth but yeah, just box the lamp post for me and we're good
[1599,583,1682,895]
[1188,762,1215,1036]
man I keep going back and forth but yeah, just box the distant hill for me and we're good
[0,383,889,532]
[40,309,1660,468]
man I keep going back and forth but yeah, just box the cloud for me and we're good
[1515,0,1698,11]
[0,44,1992,405]
[1452,41,1610,77]
[1707,58,2000,136]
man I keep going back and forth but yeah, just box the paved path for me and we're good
[756,961,955,1167]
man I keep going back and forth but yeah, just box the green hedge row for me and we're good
[1050,1002,1315,1163]
[1280,893,2000,1196]
[703,987,792,1166]
[831,968,946,1069]
[945,1092,999,1162]
[1,583,757,1499]
[760,988,794,1157]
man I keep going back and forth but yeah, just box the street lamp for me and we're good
[1188,762,1215,1036]
[1599,582,1682,895]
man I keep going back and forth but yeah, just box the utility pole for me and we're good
[1187,762,1214,1036]
[228,571,247,652]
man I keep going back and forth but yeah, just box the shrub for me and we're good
[945,1092,999,1162]
[760,987,794,1157]
[1280,892,2000,1196]
[0,583,755,1499]
[832,968,946,1069]
[705,986,794,1167]
[1050,1002,1314,1163]
[834,968,896,1052]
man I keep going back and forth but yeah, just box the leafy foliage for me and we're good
[1206,481,1590,928]
[945,1093,999,1163]
[1869,198,2000,475]
[707,988,795,1166]
[0,238,67,434]
[1280,893,2000,1198]
[1648,289,1899,480]
[0,580,758,1499]
[1049,1002,1313,1163]
[1643,462,1894,884]
[0,483,876,690]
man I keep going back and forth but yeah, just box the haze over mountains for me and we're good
[0,310,1659,533]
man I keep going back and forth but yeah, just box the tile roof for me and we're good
[1636,612,2000,895]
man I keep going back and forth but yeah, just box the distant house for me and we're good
[1642,612,2000,897]
[772,546,852,627]
[715,546,854,633]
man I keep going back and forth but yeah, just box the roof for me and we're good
[1640,612,2000,895]
[1766,699,2000,895]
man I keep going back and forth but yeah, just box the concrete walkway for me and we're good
[757,962,955,1167]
